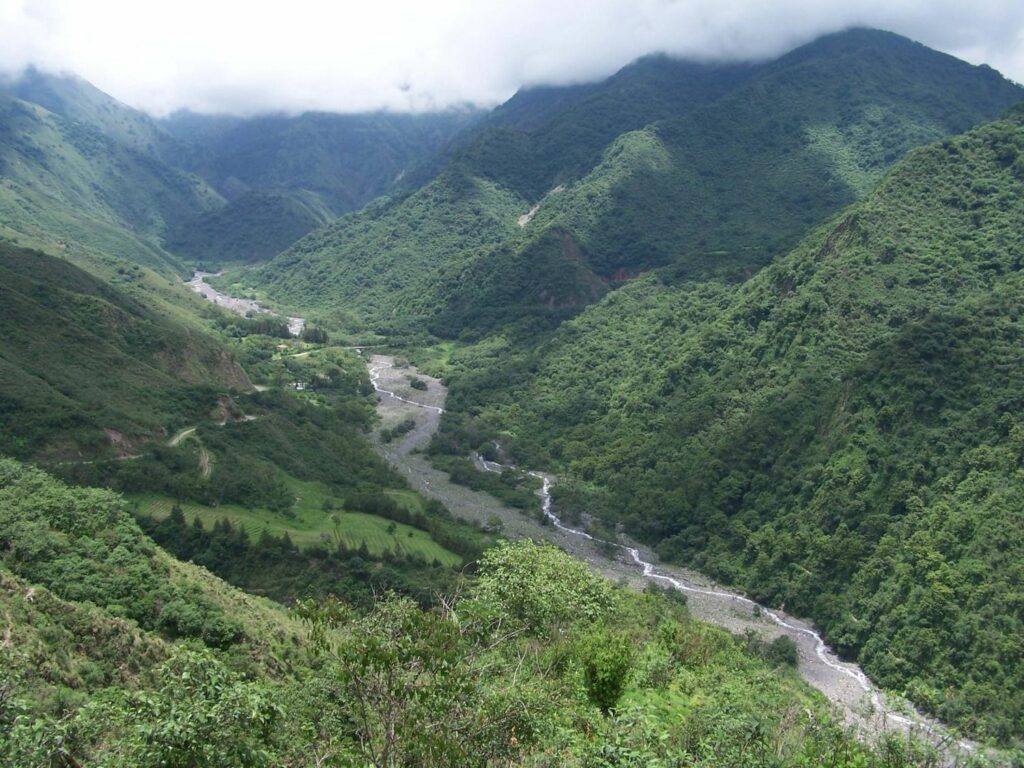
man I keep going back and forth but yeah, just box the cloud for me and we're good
[0,0,1022,115]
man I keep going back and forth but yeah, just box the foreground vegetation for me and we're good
[1,460,967,766]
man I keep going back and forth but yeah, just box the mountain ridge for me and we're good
[244,27,1024,339]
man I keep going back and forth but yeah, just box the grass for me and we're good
[131,477,462,567]
[405,341,459,378]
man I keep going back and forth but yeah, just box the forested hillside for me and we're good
[0,243,248,460]
[245,29,1023,337]
[0,233,498,612]
[160,109,481,264]
[0,76,219,274]
[1,459,948,766]
[164,188,333,265]
[162,108,482,214]
[438,54,756,199]
[445,108,1024,743]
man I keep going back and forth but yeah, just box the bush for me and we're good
[579,629,634,714]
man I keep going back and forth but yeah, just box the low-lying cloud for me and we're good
[1,0,1022,116]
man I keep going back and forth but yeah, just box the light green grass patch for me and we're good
[131,480,461,567]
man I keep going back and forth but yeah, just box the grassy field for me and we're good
[130,478,462,567]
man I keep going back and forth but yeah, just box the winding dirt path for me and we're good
[367,354,981,763]
[167,426,197,447]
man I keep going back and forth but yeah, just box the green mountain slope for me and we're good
[165,188,333,265]
[233,169,528,332]
[440,55,756,200]
[0,243,248,459]
[157,108,482,265]
[0,78,222,274]
[164,109,481,212]
[448,109,1024,743]
[247,29,1023,338]
[5,67,178,159]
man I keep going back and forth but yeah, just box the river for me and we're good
[368,354,982,763]
[187,271,305,336]
[183,273,981,762]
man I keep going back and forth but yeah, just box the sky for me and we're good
[1,0,1023,116]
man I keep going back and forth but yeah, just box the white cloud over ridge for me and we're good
[1,0,1022,116]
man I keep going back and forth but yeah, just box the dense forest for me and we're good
[442,109,1024,743]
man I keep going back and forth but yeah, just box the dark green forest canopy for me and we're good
[446,110,1024,744]
[160,109,483,215]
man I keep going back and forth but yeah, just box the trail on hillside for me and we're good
[168,426,197,446]
[367,354,980,763]
[167,426,212,478]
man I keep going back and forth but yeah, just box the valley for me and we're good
[3,17,1024,766]
[368,353,979,760]
[189,264,961,752]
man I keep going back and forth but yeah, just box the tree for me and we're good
[96,645,281,767]
[579,628,634,714]
[475,539,617,634]
[2,645,281,767]
[297,593,545,767]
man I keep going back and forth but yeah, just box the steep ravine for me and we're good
[368,354,983,762]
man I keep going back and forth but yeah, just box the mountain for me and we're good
[158,108,482,264]
[162,108,482,214]
[0,69,479,273]
[0,71,223,275]
[444,107,1024,743]
[6,66,178,158]
[5,24,1024,760]
[413,55,758,200]
[0,243,249,460]
[164,188,333,265]
[243,29,1023,337]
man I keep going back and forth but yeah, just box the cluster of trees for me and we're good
[213,312,292,339]
[0,459,241,648]
[140,506,465,609]
[342,490,488,562]
[427,453,542,513]
[379,416,416,443]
